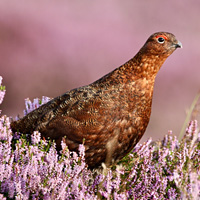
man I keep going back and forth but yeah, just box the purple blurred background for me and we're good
[0,1,200,143]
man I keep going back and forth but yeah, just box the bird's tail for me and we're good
[10,119,27,134]
[10,120,20,133]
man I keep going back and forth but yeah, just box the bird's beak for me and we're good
[175,40,183,48]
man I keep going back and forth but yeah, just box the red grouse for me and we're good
[11,32,182,168]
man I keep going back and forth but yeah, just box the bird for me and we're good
[11,32,182,169]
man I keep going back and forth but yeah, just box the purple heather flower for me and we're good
[186,120,198,136]
[23,96,51,116]
[0,76,5,105]
[24,98,33,115]
[167,187,177,199]
[13,131,21,139]
[0,90,5,105]
[190,172,200,200]
[78,143,85,159]
[0,194,6,200]
[198,132,200,142]
[0,76,2,87]
[41,96,51,105]
[31,131,41,145]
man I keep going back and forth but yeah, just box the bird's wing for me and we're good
[36,86,114,150]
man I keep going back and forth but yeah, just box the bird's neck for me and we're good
[122,50,169,80]
[93,51,168,86]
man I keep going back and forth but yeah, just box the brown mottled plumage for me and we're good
[11,32,182,168]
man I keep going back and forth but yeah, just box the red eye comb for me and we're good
[156,35,168,40]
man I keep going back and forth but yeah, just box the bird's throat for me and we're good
[127,52,168,80]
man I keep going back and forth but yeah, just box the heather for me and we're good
[0,76,199,199]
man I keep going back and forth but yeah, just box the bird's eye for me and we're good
[157,37,165,44]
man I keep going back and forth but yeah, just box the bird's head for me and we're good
[142,32,182,57]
